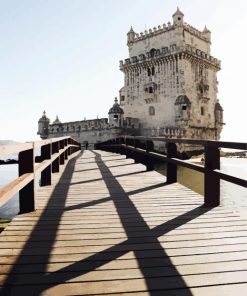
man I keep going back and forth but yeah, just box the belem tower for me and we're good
[38,8,224,150]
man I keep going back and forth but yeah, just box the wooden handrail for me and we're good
[0,137,81,213]
[96,136,247,207]
[122,136,247,150]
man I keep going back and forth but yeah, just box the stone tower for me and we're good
[119,8,224,140]
[37,111,50,139]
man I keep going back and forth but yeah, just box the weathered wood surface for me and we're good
[0,150,246,295]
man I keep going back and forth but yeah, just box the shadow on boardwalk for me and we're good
[1,151,212,295]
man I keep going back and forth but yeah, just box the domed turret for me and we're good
[127,26,136,47]
[108,97,124,127]
[172,7,184,26]
[37,111,50,139]
[53,115,61,124]
[202,25,211,42]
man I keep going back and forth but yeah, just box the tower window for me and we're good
[149,87,153,93]
[114,115,118,120]
[182,105,187,111]
[152,66,155,76]
[120,95,125,101]
[150,48,156,58]
[178,17,181,21]
[149,106,155,116]
[201,107,204,115]
[147,68,151,76]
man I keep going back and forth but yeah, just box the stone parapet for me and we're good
[120,46,220,71]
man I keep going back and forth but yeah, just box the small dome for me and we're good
[175,95,191,105]
[127,26,135,34]
[53,115,61,124]
[38,110,50,123]
[108,98,124,114]
[203,25,211,33]
[215,102,223,111]
[172,7,184,17]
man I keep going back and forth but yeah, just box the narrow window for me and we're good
[149,87,153,93]
[149,106,155,116]
[152,66,155,76]
[201,107,204,115]
[147,68,151,76]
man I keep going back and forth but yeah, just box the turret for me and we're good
[37,111,50,139]
[108,97,124,127]
[127,26,136,47]
[53,115,61,124]
[172,7,184,26]
[202,25,211,42]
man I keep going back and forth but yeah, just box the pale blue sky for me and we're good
[0,0,246,142]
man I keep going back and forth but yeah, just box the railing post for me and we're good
[204,144,220,207]
[145,140,154,171]
[40,143,52,186]
[125,137,131,159]
[19,145,35,214]
[68,138,72,156]
[59,140,65,165]
[52,141,60,173]
[166,142,177,184]
[64,139,68,160]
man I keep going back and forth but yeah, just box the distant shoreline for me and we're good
[0,159,18,165]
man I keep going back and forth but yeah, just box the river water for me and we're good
[0,158,246,218]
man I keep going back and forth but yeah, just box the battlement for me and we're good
[120,45,221,70]
[131,22,174,42]
[128,21,210,46]
[183,22,210,42]
[49,118,109,133]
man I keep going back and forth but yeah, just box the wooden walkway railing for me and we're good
[96,136,247,207]
[0,137,80,214]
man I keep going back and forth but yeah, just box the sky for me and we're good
[0,0,246,143]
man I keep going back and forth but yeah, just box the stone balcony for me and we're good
[120,45,221,70]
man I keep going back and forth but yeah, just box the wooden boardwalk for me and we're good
[0,150,247,295]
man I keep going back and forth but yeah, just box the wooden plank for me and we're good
[1,271,247,295]
[0,149,246,295]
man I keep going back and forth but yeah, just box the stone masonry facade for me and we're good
[38,8,224,149]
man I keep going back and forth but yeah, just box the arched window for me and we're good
[149,87,153,93]
[149,106,155,116]
[199,84,204,94]
[152,66,155,76]
[150,48,156,58]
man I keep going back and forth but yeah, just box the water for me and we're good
[0,164,19,218]
[0,158,246,218]
[0,164,41,218]
[154,157,247,211]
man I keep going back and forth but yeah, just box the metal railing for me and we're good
[96,136,247,207]
[0,137,81,213]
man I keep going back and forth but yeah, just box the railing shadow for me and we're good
[1,152,83,295]
[1,150,212,295]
